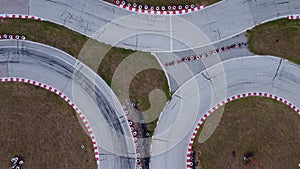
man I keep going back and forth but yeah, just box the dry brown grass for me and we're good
[106,0,220,7]
[248,19,300,64]
[129,68,169,111]
[0,19,88,58]
[193,97,300,169]
[0,83,96,169]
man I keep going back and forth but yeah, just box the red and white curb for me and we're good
[287,15,300,20]
[0,77,100,164]
[115,1,205,15]
[186,92,300,168]
[0,34,26,40]
[0,14,43,21]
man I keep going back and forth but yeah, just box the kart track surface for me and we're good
[1,0,299,52]
[151,55,300,169]
[1,1,300,169]
[0,40,136,169]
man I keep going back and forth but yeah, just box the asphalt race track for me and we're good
[1,0,299,52]
[151,55,300,169]
[0,40,136,169]
[0,0,300,169]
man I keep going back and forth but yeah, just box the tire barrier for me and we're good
[164,42,248,67]
[287,15,300,20]
[114,0,206,15]
[0,77,100,164]
[186,92,300,168]
[122,102,141,168]
[0,34,26,40]
[0,14,43,21]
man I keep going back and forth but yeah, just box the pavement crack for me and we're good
[61,9,72,25]
[205,10,220,40]
[45,0,72,8]
[272,58,282,81]
[96,26,106,39]
[135,34,139,50]
[153,138,170,143]
[216,29,221,40]
[170,103,177,111]
[202,72,211,81]
[174,94,183,100]
[247,0,257,25]
[273,0,280,16]
[277,1,289,5]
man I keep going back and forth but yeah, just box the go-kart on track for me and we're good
[0,0,300,169]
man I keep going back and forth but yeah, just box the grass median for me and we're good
[247,19,300,64]
[193,97,300,169]
[0,18,170,134]
[0,83,97,169]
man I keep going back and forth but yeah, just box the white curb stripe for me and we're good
[186,92,300,168]
[0,14,43,21]
[287,15,300,20]
[0,77,100,164]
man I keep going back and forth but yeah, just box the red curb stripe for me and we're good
[0,77,100,164]
[186,92,300,168]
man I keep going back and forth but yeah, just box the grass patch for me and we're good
[0,83,96,169]
[247,19,300,64]
[106,0,220,7]
[193,97,300,169]
[0,19,171,134]
[147,118,159,135]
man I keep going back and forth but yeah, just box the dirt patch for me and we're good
[193,97,300,169]
[247,19,300,64]
[0,83,96,169]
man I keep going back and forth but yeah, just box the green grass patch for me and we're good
[247,19,300,64]
[192,97,300,169]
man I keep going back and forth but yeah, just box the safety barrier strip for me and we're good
[0,34,26,40]
[122,102,140,167]
[0,77,100,164]
[186,92,300,168]
[0,14,43,21]
[115,0,206,15]
[165,43,248,67]
[287,15,300,20]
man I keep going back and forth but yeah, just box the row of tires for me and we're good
[122,103,142,167]
[165,42,248,67]
[0,34,26,40]
[116,0,196,11]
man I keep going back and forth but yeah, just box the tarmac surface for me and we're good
[151,55,300,169]
[1,1,300,169]
[154,32,252,91]
[1,0,299,52]
[0,40,136,169]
